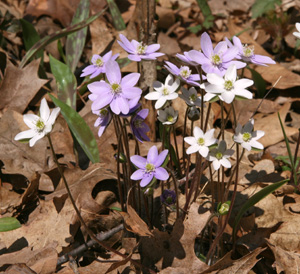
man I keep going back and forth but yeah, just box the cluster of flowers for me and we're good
[21,22,300,188]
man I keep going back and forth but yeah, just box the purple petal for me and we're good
[252,54,275,65]
[91,93,113,111]
[102,51,112,62]
[131,155,147,168]
[128,55,142,61]
[105,60,121,84]
[214,41,227,54]
[140,174,153,187]
[81,65,96,77]
[222,46,239,62]
[121,73,140,88]
[88,81,110,94]
[116,96,130,115]
[110,98,120,114]
[131,169,144,180]
[122,87,142,99]
[146,44,160,53]
[201,32,213,58]
[232,36,243,51]
[137,109,149,119]
[187,50,207,65]
[147,145,158,164]
[90,68,103,78]
[154,167,169,180]
[153,149,168,167]
[118,34,135,53]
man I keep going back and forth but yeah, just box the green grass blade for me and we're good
[0,217,21,232]
[49,94,100,164]
[248,67,266,98]
[49,55,77,109]
[19,9,106,69]
[66,0,90,72]
[107,0,126,31]
[233,179,288,241]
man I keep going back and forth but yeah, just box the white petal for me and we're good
[199,146,209,157]
[220,158,231,168]
[145,92,161,100]
[155,97,167,109]
[212,160,221,170]
[205,84,225,94]
[250,140,264,150]
[193,126,204,139]
[166,93,178,100]
[14,129,36,141]
[40,98,50,121]
[233,88,253,99]
[186,144,200,154]
[207,73,224,86]
[169,78,180,92]
[23,114,39,129]
[165,74,174,86]
[241,142,252,151]
[47,107,60,125]
[184,136,197,145]
[253,130,265,139]
[234,79,254,89]
[29,133,45,147]
[220,91,235,104]
[225,64,236,82]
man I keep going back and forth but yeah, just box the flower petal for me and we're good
[147,145,158,164]
[105,60,121,84]
[145,92,161,100]
[121,73,140,88]
[40,98,50,121]
[220,158,231,168]
[140,174,153,187]
[130,169,144,180]
[29,133,45,147]
[23,114,39,129]
[154,167,169,180]
[47,107,60,126]
[153,149,168,167]
[186,144,200,154]
[14,129,36,141]
[201,32,213,58]
[131,155,147,169]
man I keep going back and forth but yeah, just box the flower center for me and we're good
[162,87,170,95]
[211,54,222,65]
[165,195,174,205]
[216,152,223,160]
[242,132,252,142]
[134,118,143,128]
[179,66,191,79]
[189,94,197,102]
[36,119,45,133]
[197,137,205,146]
[145,162,155,173]
[137,42,147,55]
[224,80,234,91]
[242,45,254,58]
[99,108,108,116]
[167,115,174,122]
[110,83,121,94]
[94,57,104,67]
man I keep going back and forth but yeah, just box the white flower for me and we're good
[293,23,300,39]
[179,87,203,107]
[14,98,60,147]
[184,127,217,157]
[234,119,264,151]
[145,74,180,109]
[207,140,234,170]
[158,106,178,125]
[204,64,253,104]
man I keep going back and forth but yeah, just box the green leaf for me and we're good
[196,0,214,29]
[248,67,266,98]
[19,9,106,69]
[107,0,126,31]
[188,24,202,34]
[66,0,90,72]
[0,217,21,232]
[251,0,281,18]
[232,179,288,241]
[49,94,100,164]
[20,19,42,60]
[49,55,77,109]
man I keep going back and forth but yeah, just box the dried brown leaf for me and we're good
[139,203,209,273]
[200,248,265,274]
[0,59,48,114]
[120,205,153,237]
[268,241,300,274]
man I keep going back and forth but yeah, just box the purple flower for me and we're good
[176,51,200,66]
[130,146,169,187]
[87,60,142,115]
[164,61,203,86]
[118,34,165,62]
[225,36,276,66]
[80,51,119,78]
[160,189,176,205]
[188,32,246,76]
[130,109,150,143]
[92,107,112,137]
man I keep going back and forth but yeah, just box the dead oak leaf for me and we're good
[139,203,209,273]
[0,59,48,114]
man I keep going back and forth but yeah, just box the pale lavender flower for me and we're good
[130,146,169,187]
[184,127,217,157]
[293,23,300,39]
[87,60,142,115]
[179,87,202,107]
[188,32,246,76]
[92,107,112,137]
[204,64,253,104]
[234,119,265,151]
[118,34,164,62]
[130,109,150,143]
[164,61,202,86]
[225,36,276,66]
[176,51,200,66]
[80,51,119,78]
[207,140,234,170]
[14,98,60,147]
[145,74,180,109]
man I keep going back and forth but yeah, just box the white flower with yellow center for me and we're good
[204,64,253,104]
[14,98,60,147]
[207,140,234,170]
[145,74,180,109]
[157,106,178,125]
[293,23,300,39]
[234,119,265,151]
[184,127,217,157]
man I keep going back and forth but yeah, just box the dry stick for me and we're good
[182,107,189,171]
[57,224,124,266]
[167,167,180,218]
[48,135,156,274]
[173,126,182,178]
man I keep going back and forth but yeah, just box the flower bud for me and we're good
[217,201,231,215]
[188,106,200,121]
